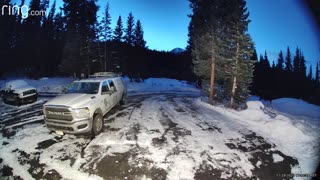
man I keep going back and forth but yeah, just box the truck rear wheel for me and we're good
[120,94,127,105]
[92,114,103,136]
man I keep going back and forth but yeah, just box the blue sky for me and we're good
[18,0,320,72]
[101,0,191,51]
[246,0,320,70]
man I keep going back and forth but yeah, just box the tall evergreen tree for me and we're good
[262,51,270,69]
[60,0,99,76]
[285,47,292,71]
[299,52,306,77]
[53,11,65,40]
[316,61,319,85]
[224,0,255,106]
[101,2,112,41]
[276,50,284,70]
[188,0,254,106]
[307,65,313,80]
[188,0,223,105]
[251,48,258,61]
[133,20,146,47]
[124,12,135,46]
[113,16,123,42]
[272,61,276,69]
[0,0,17,73]
[293,47,301,74]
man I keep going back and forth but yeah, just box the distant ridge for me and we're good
[170,48,185,54]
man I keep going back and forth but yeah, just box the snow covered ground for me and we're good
[0,77,319,179]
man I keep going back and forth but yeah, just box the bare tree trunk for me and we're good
[209,48,215,105]
[230,75,237,105]
[231,42,239,106]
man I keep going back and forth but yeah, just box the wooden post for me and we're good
[209,48,215,105]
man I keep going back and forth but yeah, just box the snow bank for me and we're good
[125,77,198,93]
[196,98,320,175]
[273,98,320,119]
[27,77,75,95]
[4,80,29,89]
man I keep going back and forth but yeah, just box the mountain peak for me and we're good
[170,48,185,54]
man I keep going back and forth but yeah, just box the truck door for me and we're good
[108,80,119,107]
[101,81,111,114]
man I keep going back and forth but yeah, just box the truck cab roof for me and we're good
[75,77,122,83]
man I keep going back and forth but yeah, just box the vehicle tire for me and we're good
[120,94,127,105]
[92,113,104,136]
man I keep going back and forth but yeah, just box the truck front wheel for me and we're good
[92,114,103,136]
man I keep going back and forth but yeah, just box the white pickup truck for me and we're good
[43,74,127,136]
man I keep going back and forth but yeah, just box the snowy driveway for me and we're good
[0,91,316,180]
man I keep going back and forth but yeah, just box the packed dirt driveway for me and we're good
[0,91,303,179]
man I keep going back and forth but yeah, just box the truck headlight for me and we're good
[72,107,90,119]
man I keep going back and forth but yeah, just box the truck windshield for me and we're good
[67,82,100,94]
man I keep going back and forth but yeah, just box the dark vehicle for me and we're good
[1,80,38,106]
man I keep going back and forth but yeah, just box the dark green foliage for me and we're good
[251,47,320,105]
[285,47,292,72]
[188,0,255,108]
[133,20,146,48]
[308,65,313,80]
[276,50,284,70]
[100,2,112,41]
[59,0,99,77]
[113,16,124,42]
[316,61,320,85]
[124,12,135,46]
[293,48,300,74]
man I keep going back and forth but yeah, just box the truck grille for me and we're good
[23,89,37,96]
[44,106,73,121]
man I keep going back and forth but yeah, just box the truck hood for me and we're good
[45,93,97,108]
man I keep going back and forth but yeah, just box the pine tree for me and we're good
[285,47,292,71]
[113,16,123,42]
[188,0,254,107]
[43,0,56,38]
[60,0,98,76]
[272,61,276,69]
[133,20,146,47]
[315,61,319,85]
[276,50,284,70]
[299,52,306,77]
[0,0,17,73]
[259,54,264,62]
[188,0,223,105]
[53,11,65,40]
[225,0,255,107]
[101,2,112,41]
[98,2,112,71]
[293,47,300,74]
[124,12,135,46]
[307,65,313,80]
[251,48,258,61]
[262,51,270,69]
